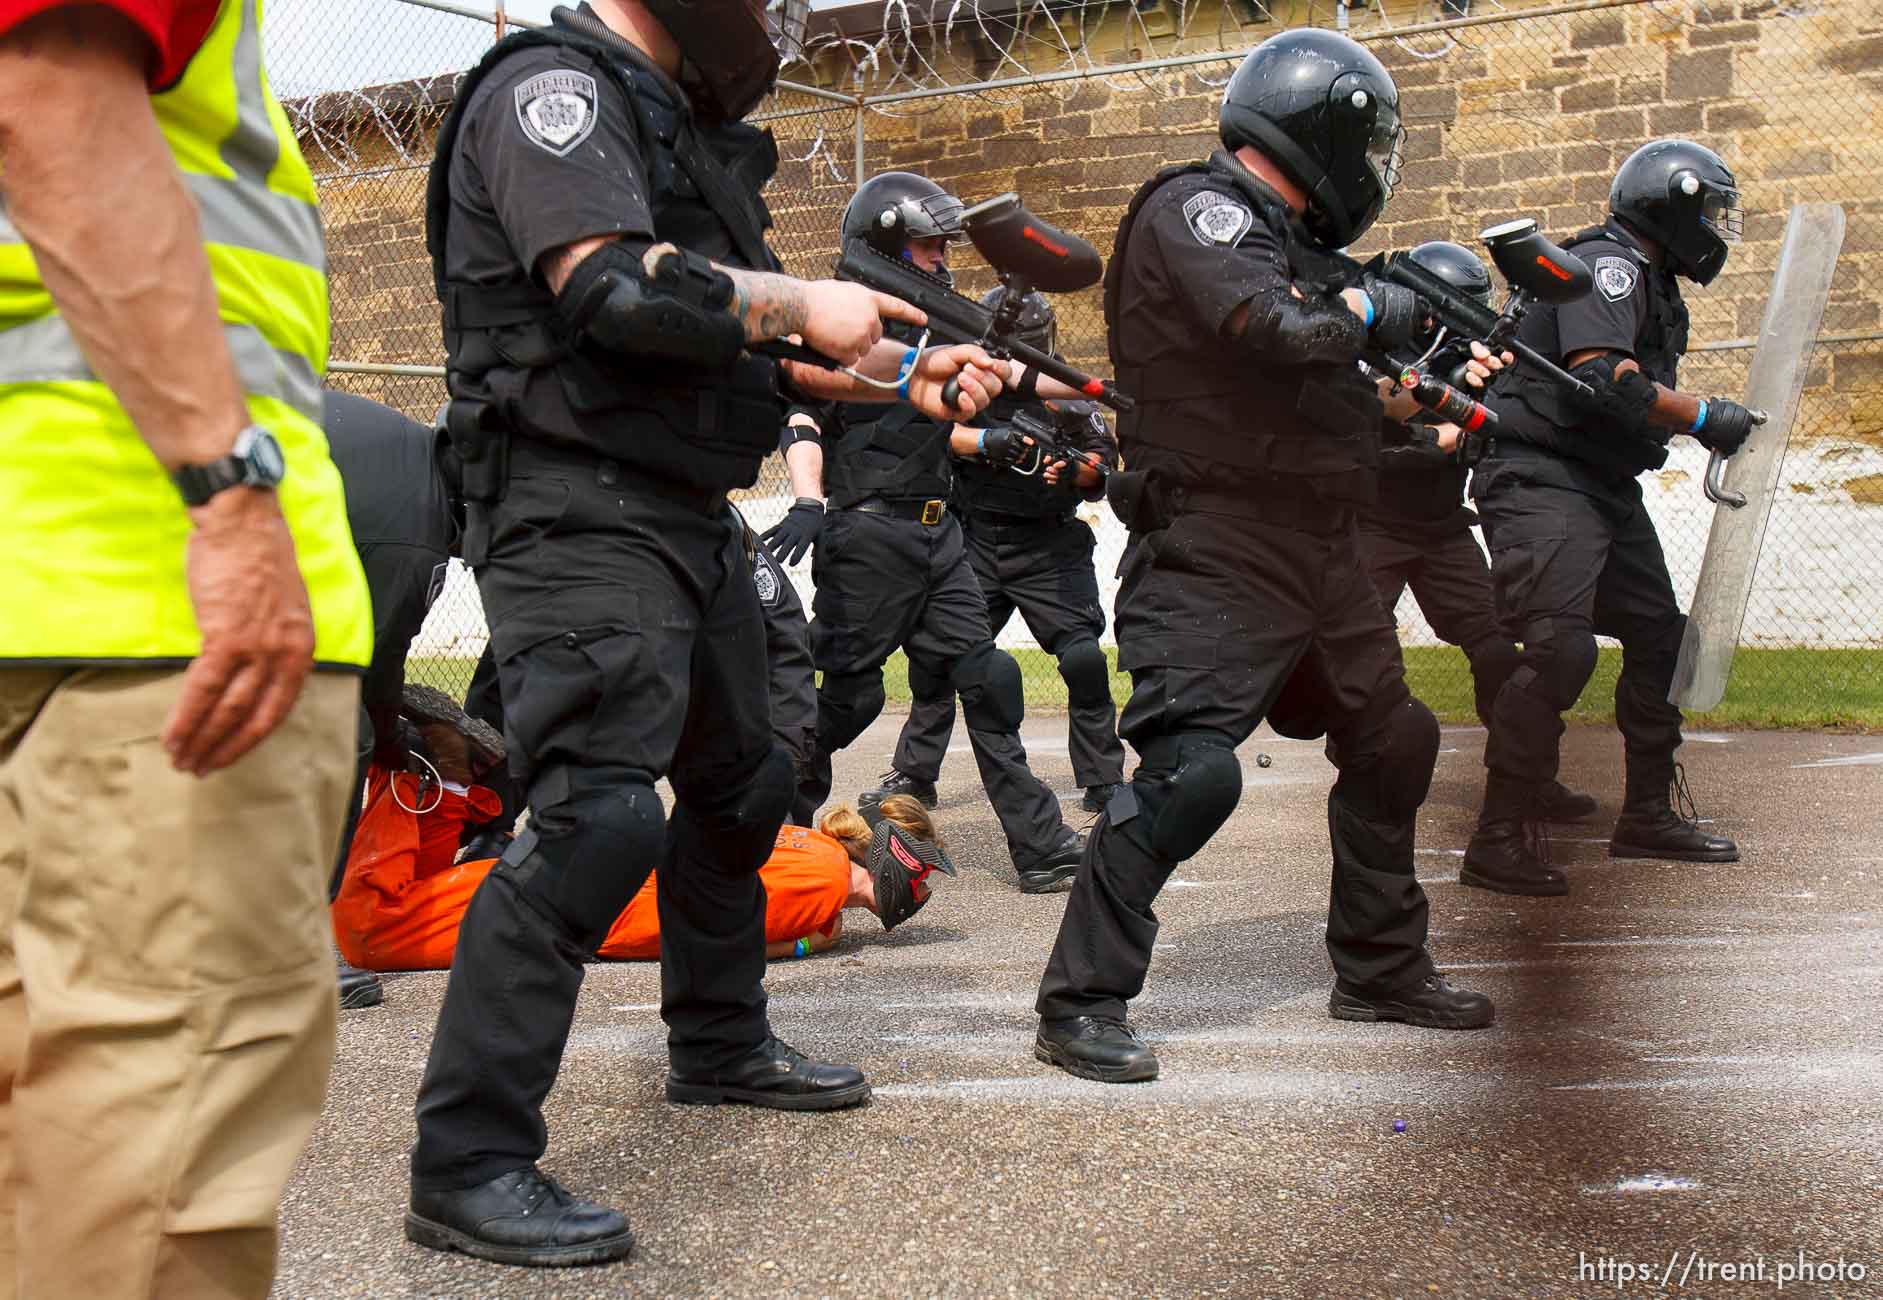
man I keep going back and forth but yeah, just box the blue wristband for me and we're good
[793,938,810,959]
[895,345,918,401]
[1690,399,1708,434]
[1360,293,1376,329]
[977,428,988,457]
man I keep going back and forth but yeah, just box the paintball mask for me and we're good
[863,814,957,931]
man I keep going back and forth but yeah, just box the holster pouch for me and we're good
[1106,468,1174,534]
[447,398,511,567]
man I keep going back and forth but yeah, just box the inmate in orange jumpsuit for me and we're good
[332,769,851,971]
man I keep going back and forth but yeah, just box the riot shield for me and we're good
[1670,202,1846,712]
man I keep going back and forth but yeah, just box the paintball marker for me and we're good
[990,405,1112,484]
[836,193,1135,414]
[1335,218,1597,433]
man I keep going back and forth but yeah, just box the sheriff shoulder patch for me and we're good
[1182,191,1253,247]
[514,69,598,157]
[1594,255,1639,304]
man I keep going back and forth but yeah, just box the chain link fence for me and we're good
[281,0,1882,724]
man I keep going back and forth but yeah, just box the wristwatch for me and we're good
[172,424,287,506]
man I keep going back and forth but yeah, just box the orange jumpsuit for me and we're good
[332,769,852,971]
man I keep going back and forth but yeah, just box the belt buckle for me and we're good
[920,499,945,525]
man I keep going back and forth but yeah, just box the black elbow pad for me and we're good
[556,241,746,368]
[1234,286,1367,366]
[1565,357,1657,436]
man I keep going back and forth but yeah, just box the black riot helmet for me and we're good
[1218,29,1405,248]
[981,284,1058,356]
[1405,241,1493,307]
[1609,138,1743,286]
[842,171,966,262]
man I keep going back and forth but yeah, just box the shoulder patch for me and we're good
[513,69,599,157]
[1182,190,1253,247]
[752,548,782,607]
[1594,255,1639,304]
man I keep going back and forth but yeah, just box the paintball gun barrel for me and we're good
[836,193,1135,414]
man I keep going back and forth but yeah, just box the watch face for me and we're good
[237,426,287,486]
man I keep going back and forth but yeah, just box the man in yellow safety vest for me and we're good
[0,2,370,1295]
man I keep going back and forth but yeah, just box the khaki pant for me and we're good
[0,668,358,1299]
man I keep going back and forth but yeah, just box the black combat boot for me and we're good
[1329,973,1495,1030]
[1609,762,1738,862]
[1461,776,1567,896]
[337,956,384,1009]
[1035,1015,1159,1082]
[1016,830,1084,894]
[666,1036,871,1110]
[1535,780,1598,822]
[406,1166,634,1267]
[859,769,938,811]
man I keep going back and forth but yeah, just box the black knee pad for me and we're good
[954,642,1025,732]
[1465,638,1521,728]
[507,778,665,951]
[1333,687,1438,822]
[1121,732,1243,863]
[1525,617,1599,711]
[682,743,794,872]
[816,670,886,753]
[906,655,951,702]
[1056,638,1112,709]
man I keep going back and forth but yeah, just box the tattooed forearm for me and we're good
[722,268,809,343]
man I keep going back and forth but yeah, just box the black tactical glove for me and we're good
[1694,397,1757,456]
[979,425,1030,469]
[1361,275,1422,350]
[760,497,825,565]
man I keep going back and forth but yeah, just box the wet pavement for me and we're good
[276,719,1882,1298]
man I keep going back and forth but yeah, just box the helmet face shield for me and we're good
[893,191,967,243]
[1701,187,1745,244]
[1366,108,1406,205]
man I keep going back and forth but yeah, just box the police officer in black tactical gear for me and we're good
[766,170,1087,894]
[1462,139,1755,898]
[406,1,1006,1267]
[1032,29,1499,1085]
[1356,244,1596,828]
[882,287,1126,817]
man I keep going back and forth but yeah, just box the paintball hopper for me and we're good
[960,193,1103,293]
[1480,218,1592,303]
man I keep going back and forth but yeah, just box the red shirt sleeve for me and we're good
[0,0,218,90]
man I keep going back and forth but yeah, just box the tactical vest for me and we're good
[1494,223,1690,478]
[426,15,785,492]
[1103,154,1380,502]
[953,394,1090,521]
[821,404,955,510]
[0,0,370,666]
[1367,338,1471,525]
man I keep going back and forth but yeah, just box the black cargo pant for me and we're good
[412,443,788,1192]
[1038,499,1441,1023]
[892,512,1125,791]
[1356,516,1517,727]
[1471,451,1686,804]
[796,505,1067,868]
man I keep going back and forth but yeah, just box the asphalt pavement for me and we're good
[275,716,1882,1299]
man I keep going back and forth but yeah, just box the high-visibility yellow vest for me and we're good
[0,0,370,667]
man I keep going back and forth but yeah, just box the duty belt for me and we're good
[509,439,728,517]
[850,497,948,525]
